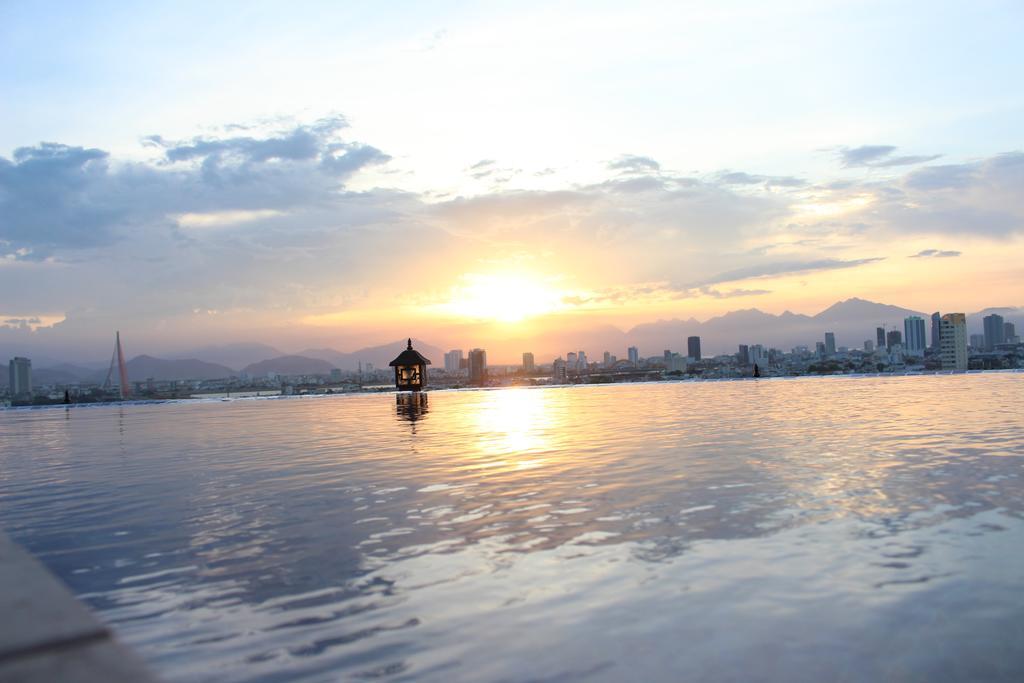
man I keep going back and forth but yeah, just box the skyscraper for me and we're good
[552,358,567,382]
[602,351,611,367]
[876,327,886,350]
[576,350,588,370]
[8,357,31,401]
[566,351,577,368]
[824,332,836,356]
[468,348,487,385]
[627,346,639,366]
[940,314,968,370]
[737,344,749,365]
[903,316,926,356]
[687,336,701,361]
[522,352,535,373]
[444,349,463,373]
[931,312,942,350]
[983,314,1005,350]
[1006,322,1018,343]
[886,329,902,350]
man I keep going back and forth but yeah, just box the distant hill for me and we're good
[242,355,336,377]
[169,342,285,370]
[623,298,929,357]
[125,355,237,381]
[297,338,445,370]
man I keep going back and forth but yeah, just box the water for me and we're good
[2,374,1023,682]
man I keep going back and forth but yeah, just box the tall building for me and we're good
[737,344,749,365]
[687,336,701,361]
[627,346,639,366]
[864,340,874,352]
[522,352,535,373]
[970,334,986,350]
[940,314,968,370]
[983,314,1005,350]
[1005,322,1018,343]
[824,332,836,356]
[602,351,611,367]
[886,329,902,350]
[931,312,942,350]
[576,350,588,370]
[552,358,567,382]
[749,344,766,366]
[468,348,487,385]
[566,351,577,368]
[876,327,886,350]
[663,349,672,363]
[815,341,826,357]
[8,357,31,401]
[903,316,926,356]
[444,349,463,373]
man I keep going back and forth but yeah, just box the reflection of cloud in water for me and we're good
[2,375,1024,680]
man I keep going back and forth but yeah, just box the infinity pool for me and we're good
[2,375,1023,681]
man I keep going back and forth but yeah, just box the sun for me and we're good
[440,272,566,324]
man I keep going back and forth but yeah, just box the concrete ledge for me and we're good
[0,533,161,682]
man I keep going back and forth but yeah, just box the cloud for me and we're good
[718,171,806,188]
[839,145,941,168]
[693,257,886,287]
[903,164,976,190]
[608,155,660,174]
[908,249,961,258]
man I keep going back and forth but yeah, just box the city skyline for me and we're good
[2,2,1024,363]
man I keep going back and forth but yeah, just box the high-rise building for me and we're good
[663,349,672,363]
[864,340,874,352]
[815,341,826,357]
[8,357,31,401]
[931,312,942,350]
[940,314,968,370]
[876,327,886,350]
[1005,322,1018,343]
[522,352,535,373]
[824,332,836,356]
[444,349,463,373]
[602,351,611,367]
[566,351,577,368]
[970,334,986,350]
[737,344,749,365]
[576,351,588,370]
[468,348,487,385]
[749,344,766,366]
[552,358,567,382]
[886,329,902,350]
[687,336,701,361]
[627,346,639,366]
[983,314,1005,350]
[903,316,926,356]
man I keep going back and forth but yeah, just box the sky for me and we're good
[1,0,1023,363]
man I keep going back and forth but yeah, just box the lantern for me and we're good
[389,338,432,391]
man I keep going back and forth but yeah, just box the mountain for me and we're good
[241,355,336,377]
[622,298,929,357]
[297,338,446,370]
[168,343,285,370]
[125,355,237,381]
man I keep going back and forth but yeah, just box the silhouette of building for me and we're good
[940,313,968,370]
[815,341,826,357]
[468,348,487,385]
[552,358,567,383]
[576,350,588,371]
[824,332,836,356]
[522,352,535,373]
[389,339,431,391]
[8,357,31,402]
[886,329,902,350]
[1006,322,1018,343]
[903,316,926,356]
[444,349,463,373]
[687,336,701,361]
[931,312,942,350]
[876,327,886,350]
[627,346,639,366]
[566,351,577,369]
[749,344,766,366]
[983,314,1005,350]
[602,351,611,367]
[737,344,749,365]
